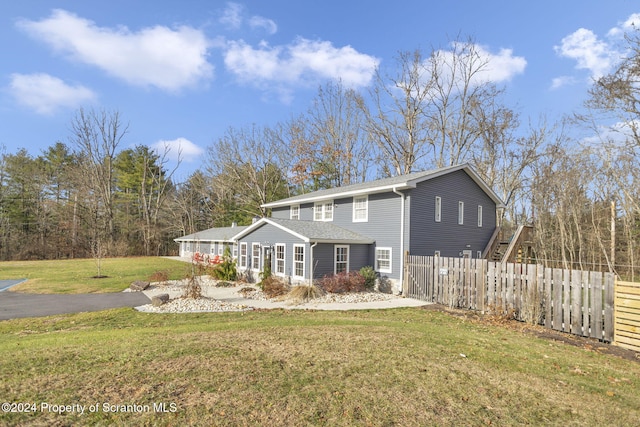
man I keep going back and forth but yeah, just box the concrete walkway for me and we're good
[0,291,151,321]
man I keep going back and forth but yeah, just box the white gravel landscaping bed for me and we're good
[132,276,399,313]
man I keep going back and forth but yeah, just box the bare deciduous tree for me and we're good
[70,108,128,254]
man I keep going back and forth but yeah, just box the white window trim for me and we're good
[352,195,368,222]
[314,201,334,222]
[334,245,350,274]
[251,243,261,271]
[435,196,441,223]
[375,247,392,274]
[275,243,286,276]
[293,244,305,278]
[218,245,224,256]
[239,243,247,268]
[458,201,464,225]
[477,205,483,227]
[233,243,238,260]
[290,205,300,220]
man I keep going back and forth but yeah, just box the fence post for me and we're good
[604,272,615,342]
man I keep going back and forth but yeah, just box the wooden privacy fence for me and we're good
[404,254,615,343]
[615,281,640,352]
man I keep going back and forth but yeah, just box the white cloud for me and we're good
[219,2,243,29]
[8,73,96,115]
[249,16,277,35]
[608,13,640,38]
[550,75,578,90]
[152,137,204,162]
[220,3,277,35]
[555,13,640,84]
[554,28,615,79]
[17,9,213,92]
[434,43,526,85]
[224,37,379,98]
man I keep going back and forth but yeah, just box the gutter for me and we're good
[393,186,406,294]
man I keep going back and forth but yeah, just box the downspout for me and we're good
[310,242,318,286]
[393,187,406,294]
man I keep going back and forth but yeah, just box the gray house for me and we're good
[227,163,504,293]
[175,224,248,261]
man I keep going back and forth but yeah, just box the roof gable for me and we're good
[231,218,374,244]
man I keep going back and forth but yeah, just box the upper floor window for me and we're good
[435,196,442,223]
[477,205,483,227]
[353,196,368,222]
[290,205,300,220]
[314,201,334,221]
[458,201,464,225]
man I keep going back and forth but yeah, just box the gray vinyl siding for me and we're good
[408,169,496,257]
[332,192,404,279]
[312,244,371,279]
[270,192,406,280]
[237,223,305,279]
[271,204,315,221]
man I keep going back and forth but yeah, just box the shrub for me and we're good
[149,270,169,283]
[359,266,377,290]
[287,285,325,303]
[182,275,202,299]
[318,271,366,293]
[211,246,237,281]
[260,276,290,298]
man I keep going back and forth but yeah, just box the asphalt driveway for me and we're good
[0,291,151,321]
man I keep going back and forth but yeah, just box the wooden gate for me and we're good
[614,281,640,352]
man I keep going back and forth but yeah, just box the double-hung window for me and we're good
[334,245,349,274]
[353,196,368,222]
[252,243,261,270]
[239,243,247,268]
[275,244,285,275]
[293,245,305,278]
[375,247,392,273]
[290,205,300,220]
[314,201,334,221]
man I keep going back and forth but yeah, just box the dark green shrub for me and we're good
[211,246,237,281]
[359,266,377,290]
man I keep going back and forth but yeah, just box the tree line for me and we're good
[2,35,640,279]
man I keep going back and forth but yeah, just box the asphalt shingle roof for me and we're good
[175,225,249,242]
[261,163,505,208]
[234,218,374,244]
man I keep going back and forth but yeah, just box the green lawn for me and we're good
[0,257,190,293]
[0,258,639,426]
[0,307,639,426]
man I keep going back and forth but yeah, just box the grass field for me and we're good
[0,257,190,293]
[0,258,639,426]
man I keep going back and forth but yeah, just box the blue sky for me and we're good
[1,1,638,181]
